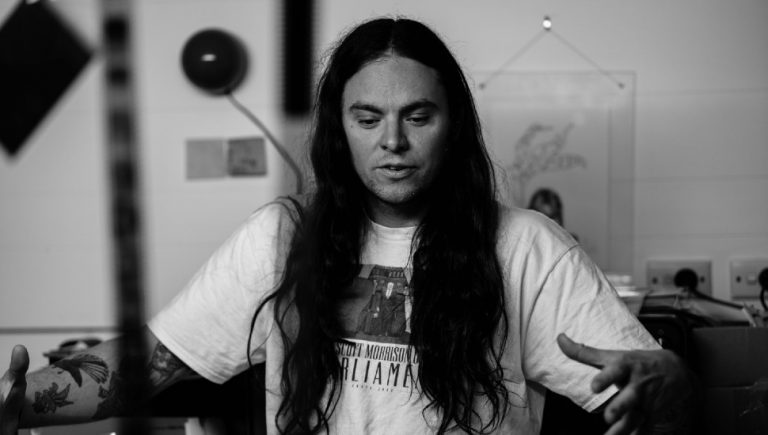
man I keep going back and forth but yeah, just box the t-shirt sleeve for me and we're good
[522,246,661,412]
[148,201,295,384]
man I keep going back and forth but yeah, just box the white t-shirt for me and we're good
[148,200,659,434]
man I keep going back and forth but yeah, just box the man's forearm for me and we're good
[19,328,198,428]
[19,339,125,428]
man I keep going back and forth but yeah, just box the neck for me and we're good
[365,197,424,228]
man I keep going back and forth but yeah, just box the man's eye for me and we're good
[407,115,430,125]
[357,118,379,128]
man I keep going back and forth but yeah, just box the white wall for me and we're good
[1,0,113,370]
[1,0,767,370]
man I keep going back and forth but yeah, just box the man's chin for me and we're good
[367,189,426,210]
[377,191,422,207]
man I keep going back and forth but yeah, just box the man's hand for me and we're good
[0,345,29,435]
[557,333,692,435]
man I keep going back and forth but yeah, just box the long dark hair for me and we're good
[249,17,509,434]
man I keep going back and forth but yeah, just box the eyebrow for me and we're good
[348,99,439,115]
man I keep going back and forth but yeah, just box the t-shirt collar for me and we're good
[368,218,417,242]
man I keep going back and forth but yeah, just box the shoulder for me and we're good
[209,196,306,265]
[242,195,306,235]
[497,203,578,252]
[494,203,582,287]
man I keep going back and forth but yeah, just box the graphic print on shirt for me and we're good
[335,264,420,393]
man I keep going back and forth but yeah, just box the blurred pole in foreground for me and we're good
[101,1,150,433]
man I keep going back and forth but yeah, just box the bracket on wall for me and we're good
[479,15,625,91]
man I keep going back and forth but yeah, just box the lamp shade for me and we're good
[181,28,247,95]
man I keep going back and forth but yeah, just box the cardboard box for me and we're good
[700,384,768,435]
[692,327,768,387]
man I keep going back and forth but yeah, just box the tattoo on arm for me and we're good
[147,342,193,388]
[26,345,194,420]
[32,382,75,414]
[52,354,109,387]
[83,343,194,420]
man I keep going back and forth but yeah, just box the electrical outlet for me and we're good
[730,258,768,299]
[646,259,712,295]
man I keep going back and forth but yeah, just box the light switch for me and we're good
[227,136,267,176]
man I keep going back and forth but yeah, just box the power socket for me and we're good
[646,259,712,295]
[730,258,768,299]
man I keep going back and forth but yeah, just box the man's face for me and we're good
[341,55,450,227]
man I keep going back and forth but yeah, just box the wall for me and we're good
[0,0,290,371]
[314,0,768,305]
[1,0,766,371]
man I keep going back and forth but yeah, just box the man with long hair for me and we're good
[1,17,690,435]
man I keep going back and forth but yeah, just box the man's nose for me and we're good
[380,120,408,152]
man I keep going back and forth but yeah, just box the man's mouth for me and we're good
[378,164,416,178]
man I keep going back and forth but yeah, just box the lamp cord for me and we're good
[225,92,304,194]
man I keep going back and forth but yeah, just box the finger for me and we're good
[557,333,615,369]
[604,408,644,435]
[3,345,29,414]
[603,385,641,425]
[9,345,29,379]
[1,345,29,434]
[592,362,630,393]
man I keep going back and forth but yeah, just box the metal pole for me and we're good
[101,0,150,433]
